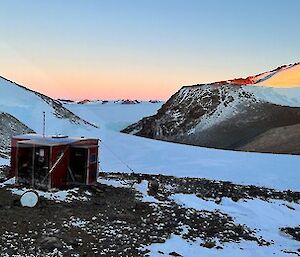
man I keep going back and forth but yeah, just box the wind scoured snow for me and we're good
[0,177,15,187]
[60,101,300,192]
[243,86,300,107]
[98,177,159,203]
[69,217,90,228]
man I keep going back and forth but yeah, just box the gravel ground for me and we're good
[0,172,299,256]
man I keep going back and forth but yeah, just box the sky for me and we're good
[0,0,299,100]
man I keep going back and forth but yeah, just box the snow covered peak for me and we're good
[256,62,300,87]
[198,62,300,87]
[181,62,300,108]
[233,62,300,86]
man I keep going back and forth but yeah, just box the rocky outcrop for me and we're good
[0,112,35,158]
[122,82,300,154]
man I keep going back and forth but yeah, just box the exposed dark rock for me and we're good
[148,179,159,196]
[57,99,74,103]
[0,112,35,158]
[39,236,63,251]
[77,99,91,104]
[200,240,216,249]
[169,251,182,256]
[281,226,300,241]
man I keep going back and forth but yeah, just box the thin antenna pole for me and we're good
[43,111,46,137]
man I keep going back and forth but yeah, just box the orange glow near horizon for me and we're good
[0,67,192,101]
[1,42,299,101]
[0,53,234,101]
[0,42,204,101]
[2,62,300,101]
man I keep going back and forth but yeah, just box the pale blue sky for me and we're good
[0,0,299,99]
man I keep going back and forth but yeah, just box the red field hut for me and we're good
[10,134,99,190]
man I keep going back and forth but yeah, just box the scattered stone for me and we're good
[0,171,298,256]
[281,226,300,241]
[39,236,63,250]
[169,251,182,256]
[283,204,296,210]
[148,179,159,196]
[200,240,216,249]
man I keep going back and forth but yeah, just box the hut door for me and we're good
[17,145,50,188]
[69,148,87,184]
[33,146,50,188]
[17,146,34,186]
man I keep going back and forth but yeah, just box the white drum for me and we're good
[20,190,39,207]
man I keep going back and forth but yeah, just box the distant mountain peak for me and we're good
[189,62,300,88]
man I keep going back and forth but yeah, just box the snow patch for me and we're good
[0,158,9,165]
[97,177,131,188]
[0,179,90,202]
[69,217,89,228]
[134,180,159,203]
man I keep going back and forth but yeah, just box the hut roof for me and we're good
[14,134,97,146]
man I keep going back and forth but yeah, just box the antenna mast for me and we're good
[43,111,46,137]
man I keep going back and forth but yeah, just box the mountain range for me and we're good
[1,62,299,156]
[122,62,300,154]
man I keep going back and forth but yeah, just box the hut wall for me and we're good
[51,145,70,188]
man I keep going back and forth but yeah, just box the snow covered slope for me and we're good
[56,100,300,191]
[123,63,300,154]
[62,100,163,132]
[0,76,96,135]
[243,86,300,107]
[226,62,300,86]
